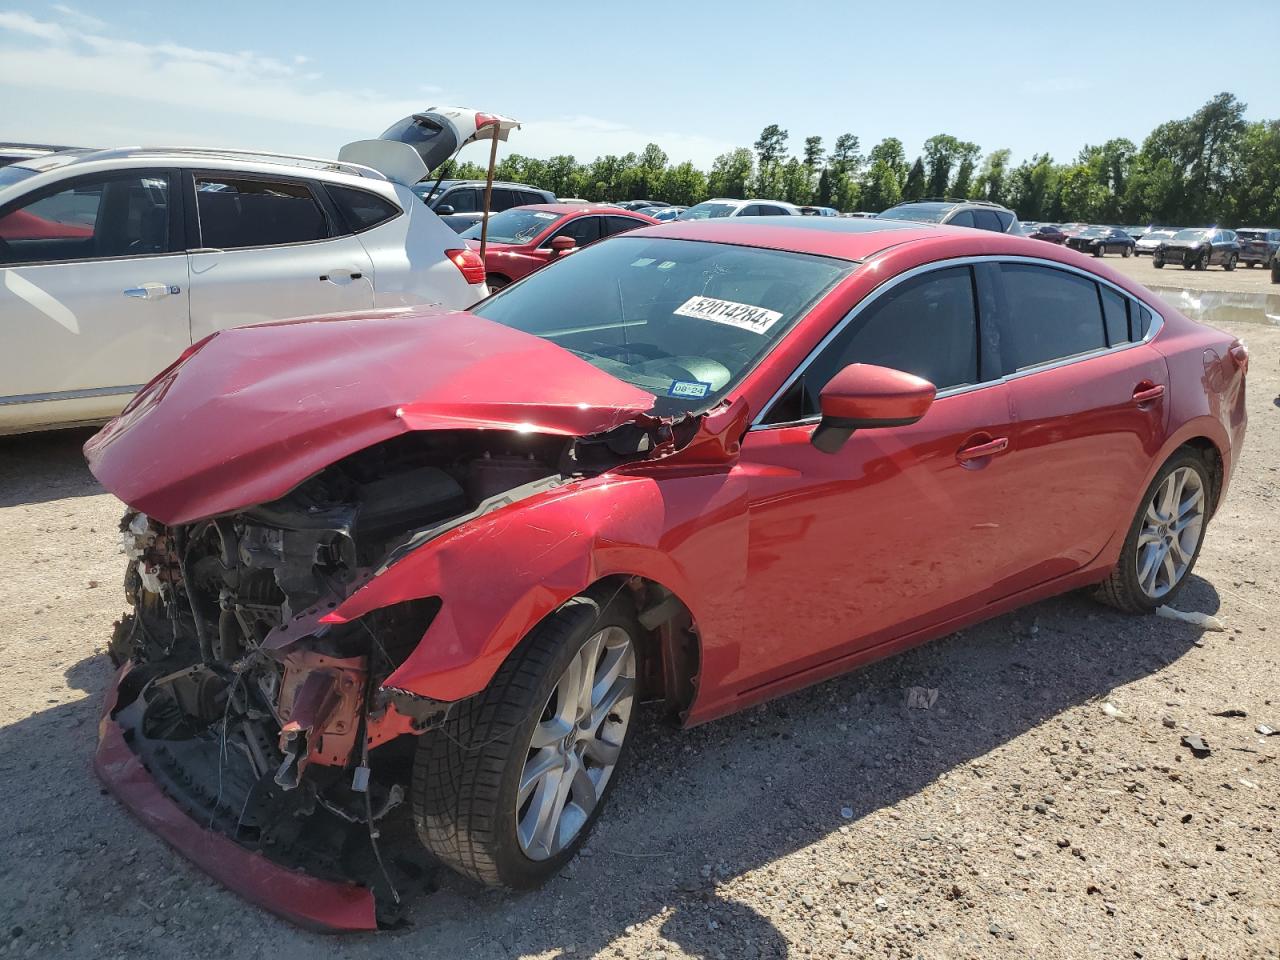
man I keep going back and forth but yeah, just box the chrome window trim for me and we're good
[0,384,143,406]
[749,254,1166,431]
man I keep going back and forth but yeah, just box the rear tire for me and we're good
[1223,254,1237,272]
[412,587,640,888]
[1095,449,1211,614]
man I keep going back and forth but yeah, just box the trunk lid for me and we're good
[85,309,654,524]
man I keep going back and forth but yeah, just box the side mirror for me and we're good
[812,363,936,454]
[435,203,455,216]
[549,235,577,256]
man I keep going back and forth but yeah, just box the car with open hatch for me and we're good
[460,203,658,290]
[0,107,518,435]
[86,215,1247,931]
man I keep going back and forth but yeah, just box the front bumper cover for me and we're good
[95,663,379,933]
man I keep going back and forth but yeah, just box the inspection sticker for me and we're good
[673,295,783,335]
[668,379,711,399]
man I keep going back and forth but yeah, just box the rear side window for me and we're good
[738,205,761,216]
[765,266,980,422]
[326,185,400,233]
[1137,304,1154,338]
[1099,285,1131,346]
[995,211,1014,231]
[195,176,327,249]
[972,209,1003,232]
[998,264,1106,371]
[490,188,522,211]
[520,190,550,205]
[605,215,646,236]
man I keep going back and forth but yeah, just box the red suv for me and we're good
[463,204,657,290]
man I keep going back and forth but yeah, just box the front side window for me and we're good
[678,201,741,220]
[998,264,1106,372]
[541,216,601,248]
[764,266,980,424]
[472,236,852,416]
[195,176,327,249]
[0,171,170,265]
[439,187,478,213]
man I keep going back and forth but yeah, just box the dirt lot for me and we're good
[1,275,1277,959]
[1106,251,1279,297]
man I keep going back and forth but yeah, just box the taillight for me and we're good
[445,248,486,285]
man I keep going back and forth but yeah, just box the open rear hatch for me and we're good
[338,106,521,186]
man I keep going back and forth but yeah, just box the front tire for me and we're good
[1153,255,1165,269]
[1196,250,1210,271]
[412,588,640,887]
[1122,245,1132,258]
[1096,450,1211,613]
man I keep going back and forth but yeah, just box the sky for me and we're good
[2,1,1278,172]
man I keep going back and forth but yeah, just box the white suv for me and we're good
[0,144,487,434]
[676,198,802,220]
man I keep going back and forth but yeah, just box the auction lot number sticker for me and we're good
[673,295,783,335]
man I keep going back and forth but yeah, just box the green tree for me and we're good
[970,148,1012,203]
[707,148,753,199]
[903,157,927,201]
[754,124,789,168]
[922,134,966,197]
[658,161,709,206]
[803,135,825,174]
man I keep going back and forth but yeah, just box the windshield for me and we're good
[1172,229,1209,242]
[876,202,954,224]
[472,236,852,416]
[460,208,560,244]
[1080,227,1107,237]
[1236,230,1265,240]
[678,202,740,220]
[0,165,38,193]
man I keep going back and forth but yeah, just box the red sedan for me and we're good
[462,203,658,290]
[86,218,1247,930]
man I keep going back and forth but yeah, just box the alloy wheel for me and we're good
[1135,466,1205,600]
[516,625,636,860]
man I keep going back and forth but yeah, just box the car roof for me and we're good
[517,203,653,217]
[639,216,941,260]
[422,179,548,191]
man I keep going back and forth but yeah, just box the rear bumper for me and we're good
[95,663,379,933]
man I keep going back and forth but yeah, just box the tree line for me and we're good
[438,93,1279,226]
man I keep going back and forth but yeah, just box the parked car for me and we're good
[876,199,1021,234]
[88,216,1246,929]
[0,138,491,434]
[844,211,879,218]
[677,198,802,219]
[1152,228,1240,271]
[1065,226,1136,257]
[798,205,839,217]
[1024,223,1067,244]
[638,205,686,222]
[461,204,657,289]
[0,142,81,167]
[613,200,668,211]
[1135,229,1176,256]
[1235,227,1280,268]
[411,179,555,233]
[1124,225,1150,240]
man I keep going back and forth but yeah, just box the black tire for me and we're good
[1122,245,1132,258]
[1272,262,1280,284]
[1093,246,1103,257]
[412,587,639,888]
[1246,261,1255,268]
[485,274,510,292]
[1223,254,1237,272]
[1153,256,1165,269]
[1095,449,1212,614]
[1196,251,1210,271]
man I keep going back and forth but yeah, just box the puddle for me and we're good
[1147,285,1280,327]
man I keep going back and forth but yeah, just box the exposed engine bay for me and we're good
[104,426,671,921]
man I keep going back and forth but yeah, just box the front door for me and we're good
[185,172,374,341]
[735,265,1017,690]
[0,169,189,429]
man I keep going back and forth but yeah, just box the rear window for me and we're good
[877,202,955,224]
[326,185,400,233]
[472,236,852,416]
[195,177,328,248]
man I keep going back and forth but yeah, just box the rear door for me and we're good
[737,265,1017,689]
[988,261,1169,594]
[0,168,189,428]
[185,172,374,340]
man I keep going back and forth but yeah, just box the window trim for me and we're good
[320,183,403,236]
[188,170,337,252]
[0,168,182,268]
[750,254,1167,430]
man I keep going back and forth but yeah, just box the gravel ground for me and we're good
[1,283,1277,959]
[1105,251,1278,296]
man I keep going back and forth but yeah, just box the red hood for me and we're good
[85,309,655,524]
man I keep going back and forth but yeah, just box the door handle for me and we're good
[1132,382,1165,403]
[956,436,1009,462]
[318,271,363,282]
[123,283,179,300]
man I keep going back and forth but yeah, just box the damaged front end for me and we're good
[98,423,671,929]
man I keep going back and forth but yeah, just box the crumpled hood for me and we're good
[85,308,655,524]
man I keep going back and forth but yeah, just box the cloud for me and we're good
[0,10,734,166]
